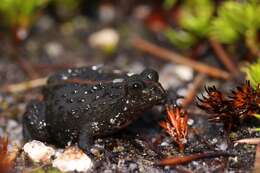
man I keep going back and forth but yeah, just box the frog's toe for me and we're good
[23,100,51,142]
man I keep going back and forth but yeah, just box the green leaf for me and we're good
[210,18,240,43]
[0,0,49,27]
[164,28,197,49]
[243,58,260,89]
[179,0,214,37]
[163,0,177,10]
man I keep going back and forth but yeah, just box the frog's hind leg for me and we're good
[23,100,51,143]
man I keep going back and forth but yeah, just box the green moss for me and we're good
[243,58,260,89]
[0,0,49,28]
[165,0,260,51]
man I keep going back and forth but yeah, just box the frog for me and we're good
[23,65,166,151]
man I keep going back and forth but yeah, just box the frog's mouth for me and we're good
[143,81,166,105]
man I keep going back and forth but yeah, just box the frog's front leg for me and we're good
[23,100,51,143]
[78,123,95,152]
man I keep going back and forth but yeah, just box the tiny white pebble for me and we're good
[53,146,93,172]
[160,142,169,147]
[187,118,194,126]
[88,28,119,50]
[211,138,218,144]
[175,65,194,81]
[23,140,55,163]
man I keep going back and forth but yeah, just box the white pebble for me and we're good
[88,28,119,51]
[187,118,194,126]
[23,140,55,163]
[99,4,115,23]
[45,42,63,57]
[53,146,93,172]
[159,64,182,89]
[217,142,228,151]
[175,65,194,81]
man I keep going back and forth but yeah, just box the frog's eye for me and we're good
[141,69,159,82]
[129,81,144,90]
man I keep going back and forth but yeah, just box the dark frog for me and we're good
[23,66,166,151]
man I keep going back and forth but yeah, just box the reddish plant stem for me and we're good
[32,63,76,71]
[14,56,40,79]
[209,38,239,76]
[131,37,231,80]
[181,73,206,108]
[10,42,40,79]
[253,144,260,173]
[158,152,234,166]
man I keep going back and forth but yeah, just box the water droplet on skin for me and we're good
[96,95,100,99]
[71,109,77,115]
[93,86,98,90]
[110,118,116,124]
[84,91,88,94]
[61,75,68,80]
[123,107,128,111]
[113,78,124,83]
[84,105,91,111]
[147,73,153,79]
[66,98,74,103]
[67,69,72,73]
[72,90,78,94]
[91,64,103,70]
[127,72,135,76]
[80,98,86,103]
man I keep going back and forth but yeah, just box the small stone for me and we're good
[159,64,182,89]
[6,120,23,147]
[88,28,119,53]
[175,65,194,81]
[45,42,63,57]
[177,88,188,97]
[113,146,124,152]
[160,141,169,147]
[129,163,138,171]
[23,140,55,163]
[211,138,218,144]
[133,5,151,20]
[53,146,93,172]
[98,4,115,23]
[188,118,194,126]
[217,142,228,151]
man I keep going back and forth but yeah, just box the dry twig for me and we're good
[235,138,260,145]
[1,77,47,93]
[131,37,231,80]
[181,73,206,108]
[158,152,234,166]
[253,144,260,173]
[209,38,239,76]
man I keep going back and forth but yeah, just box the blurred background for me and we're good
[0,0,259,85]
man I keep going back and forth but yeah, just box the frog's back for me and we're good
[43,66,129,144]
[47,65,129,85]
